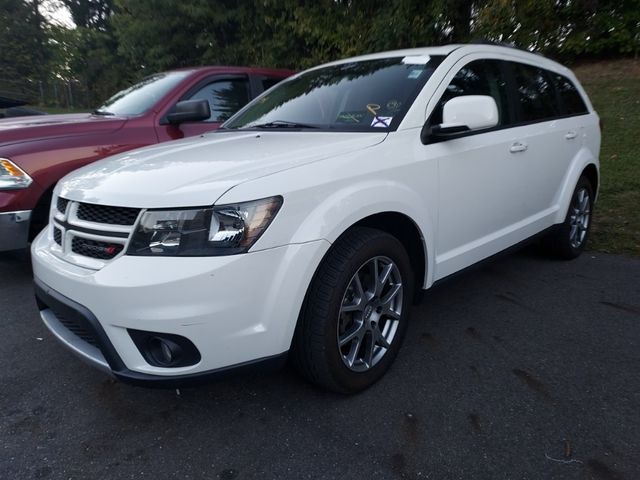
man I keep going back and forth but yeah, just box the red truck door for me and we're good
[156,75,251,141]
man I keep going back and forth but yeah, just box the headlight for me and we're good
[0,158,33,190]
[127,196,283,256]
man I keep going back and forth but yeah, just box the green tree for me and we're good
[0,0,52,100]
[58,0,132,105]
[474,0,640,59]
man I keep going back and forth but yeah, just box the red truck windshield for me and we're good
[94,71,191,116]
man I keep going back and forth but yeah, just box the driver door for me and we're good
[425,58,526,279]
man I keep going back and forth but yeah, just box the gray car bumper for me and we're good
[0,210,32,251]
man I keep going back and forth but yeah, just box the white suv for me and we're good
[32,44,600,393]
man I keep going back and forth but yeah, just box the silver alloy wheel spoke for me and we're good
[364,334,375,368]
[382,305,401,320]
[380,283,401,306]
[374,327,391,349]
[346,336,362,367]
[337,255,403,372]
[376,262,393,296]
[339,321,365,347]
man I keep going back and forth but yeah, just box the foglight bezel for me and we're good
[126,196,283,257]
[0,158,33,190]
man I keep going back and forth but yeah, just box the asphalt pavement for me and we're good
[1,247,639,479]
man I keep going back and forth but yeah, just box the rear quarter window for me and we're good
[553,74,589,116]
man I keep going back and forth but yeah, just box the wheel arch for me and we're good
[553,149,600,225]
[353,212,427,294]
[582,163,599,199]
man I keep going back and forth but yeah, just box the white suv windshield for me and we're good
[94,71,191,116]
[224,56,444,132]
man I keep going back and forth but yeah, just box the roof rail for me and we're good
[467,38,550,59]
[469,38,519,49]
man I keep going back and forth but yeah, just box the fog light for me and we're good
[149,336,182,366]
[159,340,174,363]
[128,329,201,368]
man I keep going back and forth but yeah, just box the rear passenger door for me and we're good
[506,62,586,220]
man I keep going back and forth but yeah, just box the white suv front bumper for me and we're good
[32,230,330,385]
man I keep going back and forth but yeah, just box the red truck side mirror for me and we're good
[165,99,210,124]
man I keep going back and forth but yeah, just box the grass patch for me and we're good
[573,59,640,257]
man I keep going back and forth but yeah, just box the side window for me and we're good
[432,59,510,127]
[553,74,589,116]
[510,63,559,122]
[188,79,250,122]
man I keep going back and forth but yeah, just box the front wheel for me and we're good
[292,227,414,393]
[544,175,594,259]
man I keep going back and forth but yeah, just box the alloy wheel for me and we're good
[337,256,403,372]
[569,187,591,248]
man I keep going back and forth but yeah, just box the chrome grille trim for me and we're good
[50,197,142,268]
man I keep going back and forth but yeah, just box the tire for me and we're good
[543,175,594,259]
[292,226,414,393]
[29,191,52,241]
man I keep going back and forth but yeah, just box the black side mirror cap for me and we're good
[420,121,470,145]
[164,99,211,125]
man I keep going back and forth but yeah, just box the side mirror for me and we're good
[165,99,211,125]
[421,95,499,144]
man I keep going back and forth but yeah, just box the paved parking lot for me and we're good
[1,248,639,479]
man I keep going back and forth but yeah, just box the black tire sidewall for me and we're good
[312,230,414,393]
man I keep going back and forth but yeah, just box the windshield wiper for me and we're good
[92,109,115,116]
[248,120,319,129]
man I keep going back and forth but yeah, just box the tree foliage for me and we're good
[1,0,638,107]
[0,0,51,98]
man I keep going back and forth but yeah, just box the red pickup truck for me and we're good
[0,66,293,251]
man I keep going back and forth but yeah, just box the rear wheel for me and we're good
[292,227,413,393]
[544,175,594,259]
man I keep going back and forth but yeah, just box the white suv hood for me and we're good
[57,131,387,207]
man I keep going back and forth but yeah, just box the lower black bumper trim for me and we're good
[112,352,288,389]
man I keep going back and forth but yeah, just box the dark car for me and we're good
[0,66,293,251]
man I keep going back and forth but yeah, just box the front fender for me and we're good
[220,176,436,287]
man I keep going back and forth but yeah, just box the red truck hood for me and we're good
[0,113,127,147]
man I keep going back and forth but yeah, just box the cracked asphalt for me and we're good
[1,247,639,479]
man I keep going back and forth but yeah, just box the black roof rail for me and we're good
[469,38,518,49]
[468,38,549,58]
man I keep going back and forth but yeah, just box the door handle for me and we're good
[509,142,528,153]
[565,131,578,140]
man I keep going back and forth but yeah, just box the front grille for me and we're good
[51,200,138,265]
[76,203,140,226]
[71,237,123,260]
[53,227,62,245]
[57,197,69,214]
[52,308,99,348]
